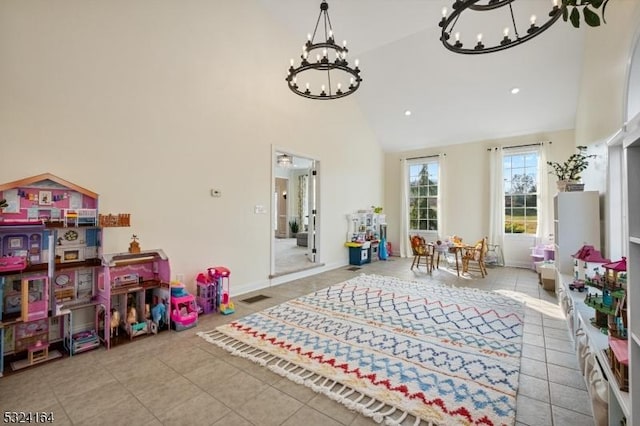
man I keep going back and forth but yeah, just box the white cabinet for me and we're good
[624,125,640,426]
[557,273,630,425]
[554,191,601,275]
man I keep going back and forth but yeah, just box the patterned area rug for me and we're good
[198,274,524,425]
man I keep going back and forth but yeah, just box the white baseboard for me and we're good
[232,261,347,297]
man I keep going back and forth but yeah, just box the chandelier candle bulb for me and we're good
[530,15,537,25]
[503,27,509,37]
[342,40,347,47]
[477,33,483,42]
[442,7,447,17]
[455,32,460,41]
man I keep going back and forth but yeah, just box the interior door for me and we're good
[275,177,288,238]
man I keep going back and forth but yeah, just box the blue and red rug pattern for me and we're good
[198,274,524,425]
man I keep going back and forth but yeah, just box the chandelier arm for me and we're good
[508,2,519,38]
[439,0,562,54]
[311,9,323,42]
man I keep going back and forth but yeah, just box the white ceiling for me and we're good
[261,0,586,152]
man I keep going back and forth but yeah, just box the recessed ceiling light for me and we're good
[510,87,520,94]
[404,110,412,116]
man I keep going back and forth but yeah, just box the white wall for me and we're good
[384,130,576,268]
[0,0,384,295]
[575,0,640,260]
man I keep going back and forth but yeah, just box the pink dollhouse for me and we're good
[1,173,104,371]
[98,250,171,348]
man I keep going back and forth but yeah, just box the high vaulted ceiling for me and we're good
[261,0,586,152]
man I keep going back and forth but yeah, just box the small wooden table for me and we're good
[28,342,49,365]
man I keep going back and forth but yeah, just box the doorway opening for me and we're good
[271,149,321,278]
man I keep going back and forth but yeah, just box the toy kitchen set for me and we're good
[345,209,388,266]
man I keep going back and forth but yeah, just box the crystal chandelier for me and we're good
[277,154,293,167]
[286,1,362,100]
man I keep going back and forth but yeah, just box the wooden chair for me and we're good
[461,237,488,277]
[410,235,434,272]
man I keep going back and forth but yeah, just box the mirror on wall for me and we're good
[271,150,321,277]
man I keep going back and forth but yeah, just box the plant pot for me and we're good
[557,180,584,192]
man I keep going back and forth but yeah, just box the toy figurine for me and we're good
[110,308,120,338]
[127,306,137,325]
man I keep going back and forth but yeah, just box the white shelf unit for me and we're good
[553,191,601,275]
[557,273,630,425]
[624,130,640,426]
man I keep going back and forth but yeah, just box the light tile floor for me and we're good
[0,258,595,425]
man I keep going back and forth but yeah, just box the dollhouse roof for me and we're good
[603,257,627,272]
[571,245,609,263]
[0,172,97,199]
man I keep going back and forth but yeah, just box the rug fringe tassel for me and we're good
[197,330,437,426]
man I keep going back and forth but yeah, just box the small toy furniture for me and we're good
[70,330,99,354]
[0,256,27,272]
[125,320,151,340]
[27,341,49,365]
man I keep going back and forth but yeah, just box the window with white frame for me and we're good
[503,151,538,234]
[408,159,439,231]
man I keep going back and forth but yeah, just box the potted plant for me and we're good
[288,219,299,238]
[547,145,596,191]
